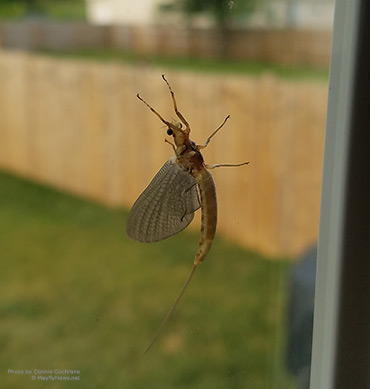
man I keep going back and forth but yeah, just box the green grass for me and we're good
[39,48,329,81]
[0,0,86,21]
[0,171,296,388]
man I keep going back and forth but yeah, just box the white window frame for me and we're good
[311,0,370,387]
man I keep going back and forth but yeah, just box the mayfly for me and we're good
[126,75,248,353]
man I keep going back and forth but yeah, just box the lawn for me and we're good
[0,171,296,388]
[39,49,329,81]
[0,0,86,21]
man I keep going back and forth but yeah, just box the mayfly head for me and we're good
[166,120,188,146]
[167,120,182,135]
[137,75,191,149]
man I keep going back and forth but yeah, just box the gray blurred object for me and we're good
[287,245,317,389]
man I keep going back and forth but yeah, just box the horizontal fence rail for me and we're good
[0,21,332,68]
[0,51,327,257]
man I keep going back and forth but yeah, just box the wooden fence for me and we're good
[0,50,327,257]
[0,21,332,68]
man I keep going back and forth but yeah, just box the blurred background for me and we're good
[0,0,333,387]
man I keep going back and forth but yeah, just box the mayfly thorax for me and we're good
[126,75,249,353]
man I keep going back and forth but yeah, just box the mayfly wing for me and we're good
[126,158,201,243]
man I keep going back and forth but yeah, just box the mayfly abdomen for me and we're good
[199,170,217,239]
[194,169,217,265]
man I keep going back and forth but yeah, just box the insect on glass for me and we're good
[126,75,249,353]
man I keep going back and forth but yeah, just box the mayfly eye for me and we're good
[179,123,182,128]
[167,128,173,136]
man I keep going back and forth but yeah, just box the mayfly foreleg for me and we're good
[198,115,231,149]
[137,93,171,128]
[164,138,176,153]
[206,162,250,169]
[161,74,190,128]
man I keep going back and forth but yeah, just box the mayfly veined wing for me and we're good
[127,157,200,242]
[126,75,249,353]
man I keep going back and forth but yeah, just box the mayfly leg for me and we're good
[136,93,171,128]
[164,138,176,153]
[161,74,190,128]
[206,162,250,169]
[198,115,231,149]
[198,115,249,167]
